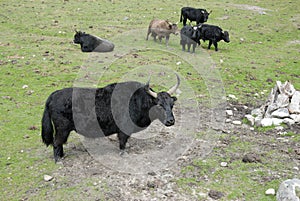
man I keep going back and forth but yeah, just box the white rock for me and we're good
[293,167,299,171]
[265,188,276,195]
[251,108,263,118]
[225,119,232,123]
[277,178,300,201]
[275,126,284,131]
[228,94,237,100]
[220,162,228,167]
[22,85,28,89]
[272,118,284,126]
[245,114,255,126]
[226,110,233,116]
[289,91,300,113]
[271,108,290,118]
[243,105,249,110]
[44,175,53,182]
[276,94,290,108]
[261,118,273,127]
[250,127,255,131]
[283,118,295,125]
[176,61,181,65]
[291,114,300,123]
[232,120,242,125]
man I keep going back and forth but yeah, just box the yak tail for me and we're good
[180,11,183,22]
[41,100,54,146]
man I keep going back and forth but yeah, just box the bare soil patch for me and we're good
[37,103,300,200]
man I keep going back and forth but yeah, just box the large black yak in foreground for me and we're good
[42,74,180,162]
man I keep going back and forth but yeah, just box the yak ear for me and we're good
[172,96,177,102]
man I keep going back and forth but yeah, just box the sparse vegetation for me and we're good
[0,0,299,200]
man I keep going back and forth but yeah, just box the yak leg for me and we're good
[165,35,170,46]
[187,43,191,52]
[183,17,187,26]
[53,128,71,162]
[146,29,151,40]
[192,43,196,53]
[213,41,218,51]
[158,36,163,43]
[208,40,213,49]
[118,132,130,156]
[153,33,157,42]
[180,39,186,51]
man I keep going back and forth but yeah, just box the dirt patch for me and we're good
[231,4,270,14]
[35,103,299,200]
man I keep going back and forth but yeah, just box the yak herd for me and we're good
[42,6,229,162]
[147,7,230,53]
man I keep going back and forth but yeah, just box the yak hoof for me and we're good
[54,157,64,164]
[119,150,129,157]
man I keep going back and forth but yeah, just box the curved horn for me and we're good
[167,73,180,95]
[146,77,158,98]
[209,10,212,14]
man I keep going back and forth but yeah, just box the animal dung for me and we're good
[245,81,300,127]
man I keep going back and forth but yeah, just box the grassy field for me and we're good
[0,0,299,200]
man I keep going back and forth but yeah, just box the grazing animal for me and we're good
[198,24,230,51]
[73,30,114,52]
[42,75,180,162]
[146,19,179,46]
[180,7,211,26]
[180,25,201,53]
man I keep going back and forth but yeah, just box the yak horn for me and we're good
[167,73,180,95]
[146,77,158,98]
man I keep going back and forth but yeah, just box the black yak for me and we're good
[180,7,211,26]
[73,30,114,52]
[180,25,201,53]
[198,24,230,51]
[41,75,180,162]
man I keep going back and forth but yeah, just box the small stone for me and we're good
[275,126,284,131]
[23,134,30,139]
[226,110,233,116]
[220,162,228,167]
[293,167,299,171]
[242,153,261,163]
[265,188,275,195]
[232,120,242,125]
[44,175,53,182]
[250,127,255,131]
[251,108,263,117]
[225,119,232,123]
[208,190,224,200]
[228,94,237,100]
[22,85,28,89]
[245,114,255,126]
[176,61,181,65]
[243,105,248,110]
[261,118,273,127]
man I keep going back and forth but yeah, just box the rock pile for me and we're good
[246,81,300,127]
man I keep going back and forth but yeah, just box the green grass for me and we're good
[0,0,299,200]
